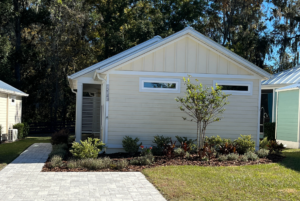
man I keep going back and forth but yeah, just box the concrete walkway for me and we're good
[0,143,166,201]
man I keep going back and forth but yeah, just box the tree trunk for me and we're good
[13,0,21,85]
[197,121,201,149]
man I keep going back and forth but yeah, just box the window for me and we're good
[139,78,181,93]
[213,80,253,95]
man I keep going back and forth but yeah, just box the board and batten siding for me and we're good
[115,36,253,76]
[276,90,299,142]
[0,93,8,134]
[107,74,260,147]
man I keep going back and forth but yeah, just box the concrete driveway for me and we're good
[0,143,166,201]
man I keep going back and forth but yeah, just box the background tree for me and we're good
[175,76,230,149]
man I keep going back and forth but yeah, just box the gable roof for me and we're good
[0,80,28,97]
[68,27,271,80]
[262,67,300,85]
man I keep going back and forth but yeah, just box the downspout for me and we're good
[96,74,108,144]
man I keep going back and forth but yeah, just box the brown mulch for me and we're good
[42,153,285,172]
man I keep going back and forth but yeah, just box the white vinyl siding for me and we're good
[107,74,260,146]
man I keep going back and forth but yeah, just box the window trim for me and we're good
[213,80,253,96]
[139,77,181,93]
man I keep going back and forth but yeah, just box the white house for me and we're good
[68,27,272,153]
[0,80,28,139]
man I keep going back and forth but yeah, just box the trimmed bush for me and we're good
[245,151,258,161]
[23,123,30,138]
[122,136,142,154]
[227,153,239,161]
[264,122,276,141]
[51,129,70,145]
[67,160,79,169]
[70,138,105,159]
[49,156,63,168]
[257,149,269,158]
[48,149,67,159]
[152,135,171,155]
[238,155,248,162]
[115,159,129,169]
[13,123,24,139]
[218,154,228,161]
[130,154,155,165]
[174,148,185,156]
[234,135,255,154]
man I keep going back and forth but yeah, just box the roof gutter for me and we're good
[0,88,28,97]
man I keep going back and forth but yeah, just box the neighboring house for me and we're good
[68,27,272,153]
[0,80,28,139]
[262,67,300,148]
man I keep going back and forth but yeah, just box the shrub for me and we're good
[267,140,285,154]
[152,135,171,155]
[217,142,237,155]
[257,149,269,158]
[48,149,67,159]
[53,144,68,151]
[114,159,129,169]
[67,160,79,169]
[175,136,196,148]
[245,151,258,161]
[13,123,24,139]
[122,136,142,154]
[174,148,184,156]
[260,137,269,149]
[130,154,154,165]
[51,129,70,145]
[140,146,152,156]
[163,139,176,157]
[234,135,255,154]
[23,123,30,138]
[205,135,232,148]
[218,154,228,161]
[185,152,190,158]
[264,122,275,141]
[49,156,63,168]
[227,153,239,161]
[238,155,248,162]
[70,138,105,159]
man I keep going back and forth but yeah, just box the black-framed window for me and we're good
[219,85,249,91]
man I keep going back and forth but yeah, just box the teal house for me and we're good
[262,67,300,148]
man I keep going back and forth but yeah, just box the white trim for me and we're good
[0,88,28,97]
[139,77,181,93]
[75,82,83,142]
[272,89,275,122]
[275,90,279,139]
[105,74,109,144]
[257,83,262,150]
[298,89,300,143]
[276,87,300,92]
[213,80,253,96]
[106,70,258,79]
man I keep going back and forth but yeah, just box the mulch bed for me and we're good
[42,153,285,172]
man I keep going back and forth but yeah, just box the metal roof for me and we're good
[0,80,28,96]
[262,67,300,85]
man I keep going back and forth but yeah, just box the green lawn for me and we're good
[143,149,300,201]
[0,137,51,170]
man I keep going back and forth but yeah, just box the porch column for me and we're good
[75,82,83,142]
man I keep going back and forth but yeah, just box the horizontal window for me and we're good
[213,80,253,96]
[219,85,248,91]
[139,78,181,93]
[144,82,176,89]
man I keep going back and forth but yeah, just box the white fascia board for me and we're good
[68,36,162,79]
[261,84,290,89]
[104,70,259,79]
[0,88,28,97]
[276,87,300,92]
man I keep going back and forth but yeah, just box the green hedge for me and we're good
[264,122,276,141]
[13,123,24,139]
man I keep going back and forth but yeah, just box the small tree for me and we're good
[175,76,230,149]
